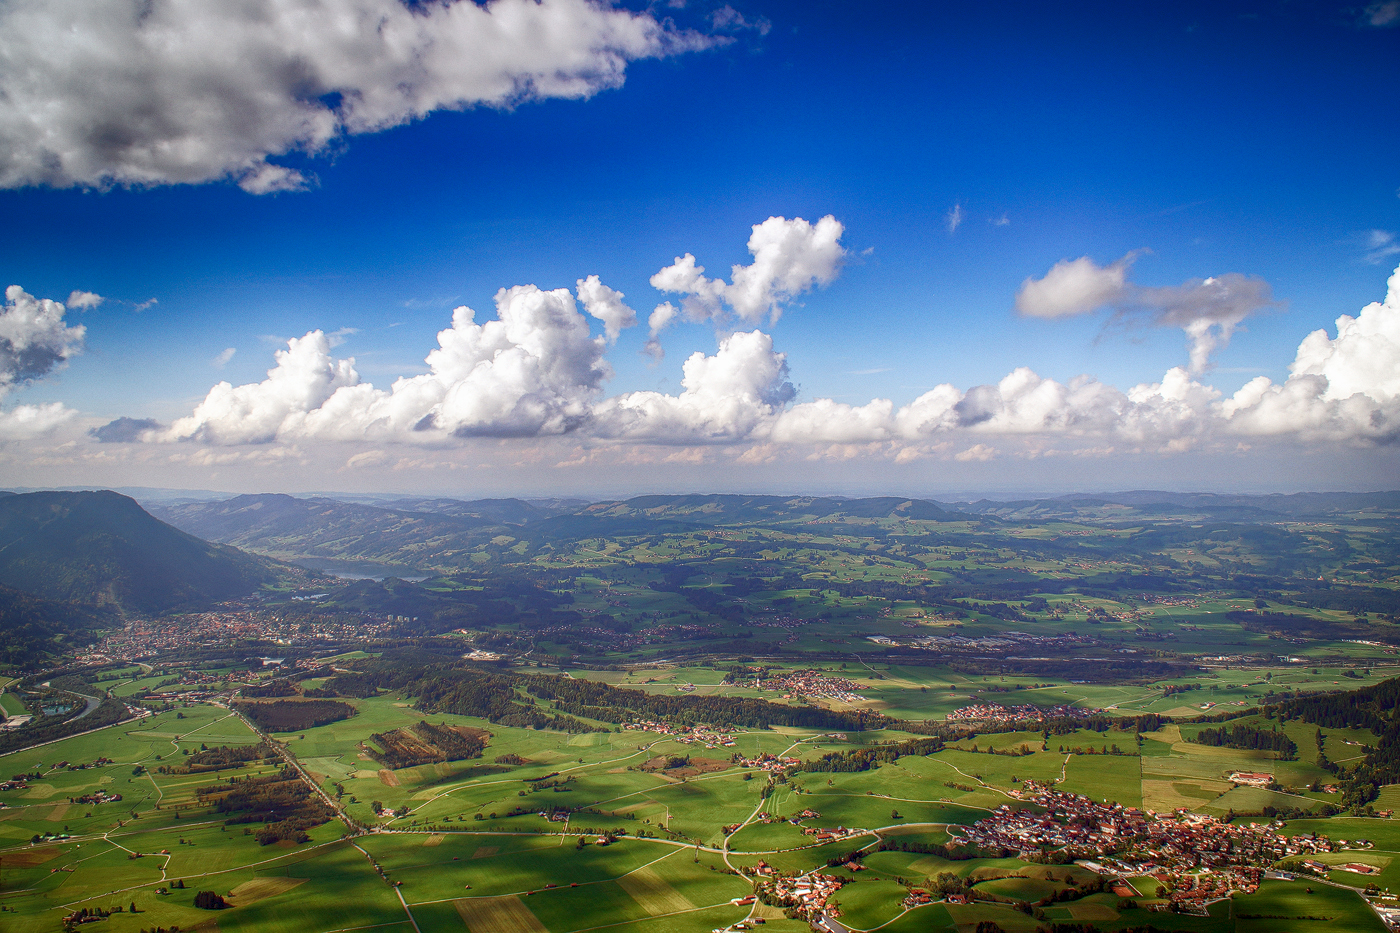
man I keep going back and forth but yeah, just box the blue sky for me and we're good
[0,0,1397,497]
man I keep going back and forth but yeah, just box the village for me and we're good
[74,607,402,662]
[959,786,1348,913]
[946,701,1103,725]
[622,720,739,748]
[751,669,867,704]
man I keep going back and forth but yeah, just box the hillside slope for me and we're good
[0,490,279,614]
[148,493,501,572]
[0,583,116,666]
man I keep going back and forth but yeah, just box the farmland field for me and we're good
[3,492,1399,932]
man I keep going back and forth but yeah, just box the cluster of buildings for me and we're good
[959,787,1349,913]
[622,720,738,747]
[1136,595,1203,609]
[744,863,845,919]
[78,608,404,661]
[1226,771,1274,788]
[866,629,1095,653]
[750,669,866,703]
[733,752,802,773]
[946,702,1102,725]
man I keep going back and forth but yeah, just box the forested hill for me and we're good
[0,584,116,666]
[1275,676,1400,808]
[0,490,281,615]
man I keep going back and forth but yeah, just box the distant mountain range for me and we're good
[0,490,286,615]
[141,488,1400,578]
[948,490,1400,521]
[145,494,559,575]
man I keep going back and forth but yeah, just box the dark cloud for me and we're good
[90,416,162,443]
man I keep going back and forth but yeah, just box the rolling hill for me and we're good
[0,490,282,615]
[147,493,499,573]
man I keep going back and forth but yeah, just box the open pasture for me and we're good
[1233,878,1386,932]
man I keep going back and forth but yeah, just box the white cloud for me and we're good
[161,283,609,444]
[163,330,361,444]
[65,290,104,310]
[0,402,77,439]
[593,330,795,442]
[133,298,159,312]
[1218,262,1400,444]
[0,285,87,398]
[576,275,637,342]
[650,215,846,325]
[945,203,963,234]
[1016,253,1276,372]
[1015,255,1134,319]
[213,347,237,368]
[642,301,678,361]
[0,0,715,193]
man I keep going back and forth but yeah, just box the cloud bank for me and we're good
[132,220,1400,457]
[0,0,714,193]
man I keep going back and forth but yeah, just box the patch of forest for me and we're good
[369,721,488,769]
[234,698,356,732]
[176,743,279,773]
[1273,676,1399,808]
[1189,723,1297,758]
[197,769,334,844]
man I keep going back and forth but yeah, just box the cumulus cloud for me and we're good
[0,0,715,193]
[1016,253,1277,372]
[593,330,795,442]
[160,283,610,444]
[0,285,87,397]
[650,215,846,325]
[576,275,637,342]
[66,290,104,310]
[1015,255,1134,319]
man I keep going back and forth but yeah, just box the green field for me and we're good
[2,683,1392,933]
